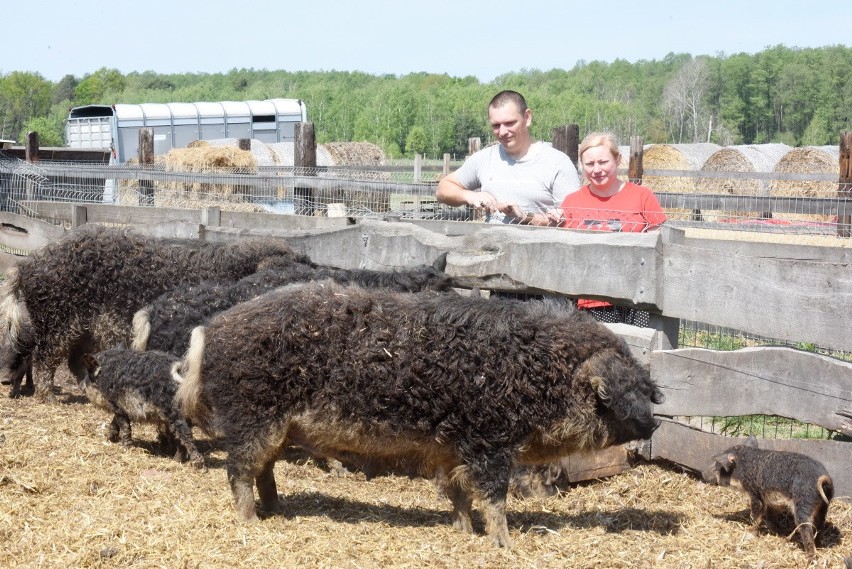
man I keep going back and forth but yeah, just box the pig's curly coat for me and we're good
[176,280,662,547]
[133,253,455,355]
[0,225,304,399]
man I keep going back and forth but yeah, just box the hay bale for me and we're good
[642,143,720,193]
[698,143,791,195]
[769,145,840,197]
[163,145,256,171]
[159,144,256,202]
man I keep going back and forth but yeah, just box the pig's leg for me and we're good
[468,452,513,548]
[255,458,280,514]
[109,413,132,445]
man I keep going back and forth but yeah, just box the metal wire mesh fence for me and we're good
[1,154,849,228]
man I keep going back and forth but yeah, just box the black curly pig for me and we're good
[175,280,663,548]
[703,435,834,560]
[0,225,305,401]
[81,344,204,469]
[131,252,453,356]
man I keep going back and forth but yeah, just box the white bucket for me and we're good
[327,203,347,217]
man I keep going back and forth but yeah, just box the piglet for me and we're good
[82,344,204,469]
[703,436,833,559]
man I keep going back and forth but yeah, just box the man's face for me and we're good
[488,102,532,157]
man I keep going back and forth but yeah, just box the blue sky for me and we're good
[5,0,850,83]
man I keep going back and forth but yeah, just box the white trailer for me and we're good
[65,98,308,163]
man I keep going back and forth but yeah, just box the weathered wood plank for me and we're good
[441,223,662,303]
[0,251,22,272]
[603,323,659,366]
[652,346,852,431]
[565,445,631,482]
[0,212,66,252]
[661,228,852,352]
[646,419,852,500]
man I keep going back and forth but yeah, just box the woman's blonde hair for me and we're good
[578,132,620,162]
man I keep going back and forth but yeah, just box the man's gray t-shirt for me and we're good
[453,141,581,223]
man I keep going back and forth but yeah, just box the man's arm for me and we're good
[436,173,498,210]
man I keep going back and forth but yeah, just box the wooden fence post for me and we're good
[294,122,317,215]
[551,124,579,167]
[468,137,481,156]
[71,205,87,229]
[442,153,450,177]
[25,132,39,163]
[839,131,852,238]
[138,128,154,206]
[413,153,422,183]
[25,131,39,201]
[236,138,252,201]
[628,136,644,185]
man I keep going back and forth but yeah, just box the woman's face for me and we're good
[581,145,619,191]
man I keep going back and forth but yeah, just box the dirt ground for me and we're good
[2,370,851,569]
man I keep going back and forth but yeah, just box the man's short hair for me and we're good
[489,90,528,114]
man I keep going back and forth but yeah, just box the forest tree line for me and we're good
[1,44,851,160]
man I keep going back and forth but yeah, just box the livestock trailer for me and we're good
[65,99,308,163]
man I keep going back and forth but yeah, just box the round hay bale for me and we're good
[698,143,791,195]
[769,145,840,197]
[642,143,720,193]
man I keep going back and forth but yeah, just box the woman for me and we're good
[560,132,667,232]
[560,132,667,320]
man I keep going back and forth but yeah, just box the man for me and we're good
[436,90,580,225]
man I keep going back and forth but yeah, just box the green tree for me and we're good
[75,68,126,105]
[20,104,67,146]
[0,71,53,141]
[405,125,428,156]
[53,74,78,104]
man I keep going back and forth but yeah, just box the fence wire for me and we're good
[2,155,850,240]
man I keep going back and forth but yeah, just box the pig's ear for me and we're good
[711,451,736,472]
[744,435,759,448]
[81,354,101,378]
[718,453,737,473]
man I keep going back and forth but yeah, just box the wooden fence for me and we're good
[1,203,850,498]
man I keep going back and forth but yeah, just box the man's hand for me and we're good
[501,204,565,226]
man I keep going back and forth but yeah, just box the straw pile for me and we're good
[2,373,851,568]
[324,142,386,166]
[698,144,791,195]
[769,145,840,197]
[161,142,257,205]
[641,143,720,193]
[117,142,267,211]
